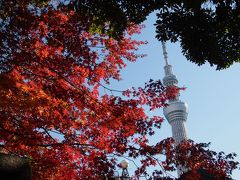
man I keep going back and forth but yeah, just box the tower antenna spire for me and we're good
[161,41,169,65]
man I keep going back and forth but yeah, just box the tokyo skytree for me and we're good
[161,42,188,176]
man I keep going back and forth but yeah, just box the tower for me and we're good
[161,42,188,175]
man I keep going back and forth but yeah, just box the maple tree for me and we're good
[0,1,239,179]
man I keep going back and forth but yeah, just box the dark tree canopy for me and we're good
[74,0,240,69]
[73,0,162,38]
[155,0,240,70]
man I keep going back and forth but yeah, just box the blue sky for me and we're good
[109,13,240,179]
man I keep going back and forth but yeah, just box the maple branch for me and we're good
[98,82,125,93]
[87,45,105,49]
[49,129,64,135]
[20,65,112,129]
[41,127,58,143]
[0,145,35,162]
[122,145,176,178]
[29,61,125,124]
[145,153,177,179]
[0,124,35,138]
[23,64,125,93]
[48,34,105,49]
[35,142,96,149]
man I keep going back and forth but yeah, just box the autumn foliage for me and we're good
[0,1,238,179]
